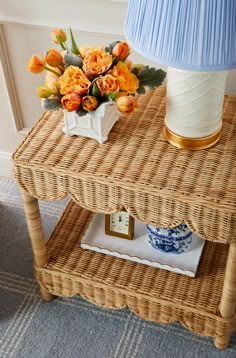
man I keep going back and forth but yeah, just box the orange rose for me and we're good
[110,61,139,94]
[117,96,138,114]
[82,95,99,111]
[51,29,67,44]
[59,66,91,96]
[79,46,103,59]
[45,48,63,67]
[83,50,113,78]
[96,75,119,96]
[112,42,130,60]
[61,92,81,112]
[27,55,45,73]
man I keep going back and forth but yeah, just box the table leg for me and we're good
[20,188,53,301]
[214,242,236,349]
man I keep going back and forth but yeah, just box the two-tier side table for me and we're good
[12,86,236,349]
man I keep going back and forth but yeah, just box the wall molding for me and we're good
[0,151,13,178]
[0,24,24,132]
[0,15,126,38]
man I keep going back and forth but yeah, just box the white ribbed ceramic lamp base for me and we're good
[164,68,227,149]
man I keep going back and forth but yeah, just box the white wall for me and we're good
[0,0,236,177]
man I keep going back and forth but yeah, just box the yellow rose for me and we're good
[83,50,113,79]
[82,95,99,111]
[59,66,91,96]
[117,96,138,114]
[110,61,139,94]
[96,75,119,96]
[61,92,82,112]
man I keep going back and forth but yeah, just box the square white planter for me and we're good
[63,102,120,144]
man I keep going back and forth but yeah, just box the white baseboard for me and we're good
[0,151,13,178]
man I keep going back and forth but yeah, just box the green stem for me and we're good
[44,66,60,77]
[61,42,67,51]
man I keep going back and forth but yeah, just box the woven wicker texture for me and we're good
[13,86,236,243]
[35,201,236,338]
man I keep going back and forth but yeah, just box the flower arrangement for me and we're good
[27,28,166,116]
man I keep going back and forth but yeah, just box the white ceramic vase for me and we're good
[63,102,120,144]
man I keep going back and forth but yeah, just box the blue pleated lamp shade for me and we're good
[125,0,236,71]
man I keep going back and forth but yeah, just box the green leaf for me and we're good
[107,90,119,100]
[42,97,62,111]
[112,58,119,67]
[106,41,120,54]
[64,52,83,68]
[131,67,139,76]
[137,66,166,92]
[69,27,80,55]
[136,87,146,95]
[91,83,99,97]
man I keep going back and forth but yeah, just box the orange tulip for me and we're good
[51,29,67,44]
[117,96,138,114]
[82,95,99,111]
[27,55,45,74]
[45,48,63,67]
[112,42,130,60]
[61,92,82,112]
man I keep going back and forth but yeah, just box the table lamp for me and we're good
[125,0,236,150]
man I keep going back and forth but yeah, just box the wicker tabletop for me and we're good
[12,86,236,243]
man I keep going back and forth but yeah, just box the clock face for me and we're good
[105,210,134,240]
[110,211,129,235]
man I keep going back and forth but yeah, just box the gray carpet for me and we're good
[0,177,236,358]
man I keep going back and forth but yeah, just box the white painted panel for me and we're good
[0,0,128,35]
[0,59,24,151]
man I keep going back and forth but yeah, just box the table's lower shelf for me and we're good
[35,200,236,338]
[81,213,205,277]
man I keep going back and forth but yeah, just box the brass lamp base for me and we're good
[163,124,222,150]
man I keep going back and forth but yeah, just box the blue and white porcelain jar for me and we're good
[146,223,193,254]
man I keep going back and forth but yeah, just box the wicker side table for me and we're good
[12,87,236,349]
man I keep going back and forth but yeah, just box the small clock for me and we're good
[105,210,135,240]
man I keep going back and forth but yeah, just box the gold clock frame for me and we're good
[105,209,135,240]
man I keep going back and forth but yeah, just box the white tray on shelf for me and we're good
[81,213,205,277]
